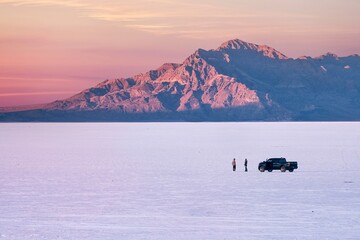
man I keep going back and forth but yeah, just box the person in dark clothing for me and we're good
[244,158,248,172]
[232,158,236,171]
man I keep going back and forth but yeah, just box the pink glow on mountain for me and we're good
[217,39,288,59]
[0,0,359,106]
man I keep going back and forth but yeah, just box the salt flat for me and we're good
[0,122,359,239]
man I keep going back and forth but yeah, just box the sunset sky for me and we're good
[0,0,359,107]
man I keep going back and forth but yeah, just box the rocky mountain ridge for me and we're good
[1,39,360,121]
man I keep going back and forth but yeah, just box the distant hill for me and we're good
[1,39,360,122]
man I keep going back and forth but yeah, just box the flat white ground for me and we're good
[0,122,359,239]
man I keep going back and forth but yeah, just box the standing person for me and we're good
[232,158,236,171]
[244,158,248,172]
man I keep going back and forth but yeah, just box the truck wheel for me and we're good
[259,166,265,172]
[289,168,294,172]
[280,166,286,172]
[268,169,273,172]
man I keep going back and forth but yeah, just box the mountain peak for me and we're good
[316,52,339,60]
[217,39,258,51]
[217,39,288,60]
[297,56,313,60]
[2,39,360,122]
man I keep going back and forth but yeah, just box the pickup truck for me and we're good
[258,157,298,172]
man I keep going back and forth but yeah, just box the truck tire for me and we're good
[280,166,286,172]
[259,166,265,172]
[268,169,273,172]
[289,168,294,172]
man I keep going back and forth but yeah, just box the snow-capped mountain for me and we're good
[1,39,360,121]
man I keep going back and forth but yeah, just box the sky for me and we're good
[0,0,359,107]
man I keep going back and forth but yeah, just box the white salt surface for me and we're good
[0,122,360,239]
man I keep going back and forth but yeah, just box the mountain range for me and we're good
[1,39,360,121]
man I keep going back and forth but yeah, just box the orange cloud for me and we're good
[0,0,318,38]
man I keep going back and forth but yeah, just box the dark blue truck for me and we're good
[258,157,298,172]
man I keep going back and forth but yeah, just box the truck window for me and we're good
[279,159,286,164]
